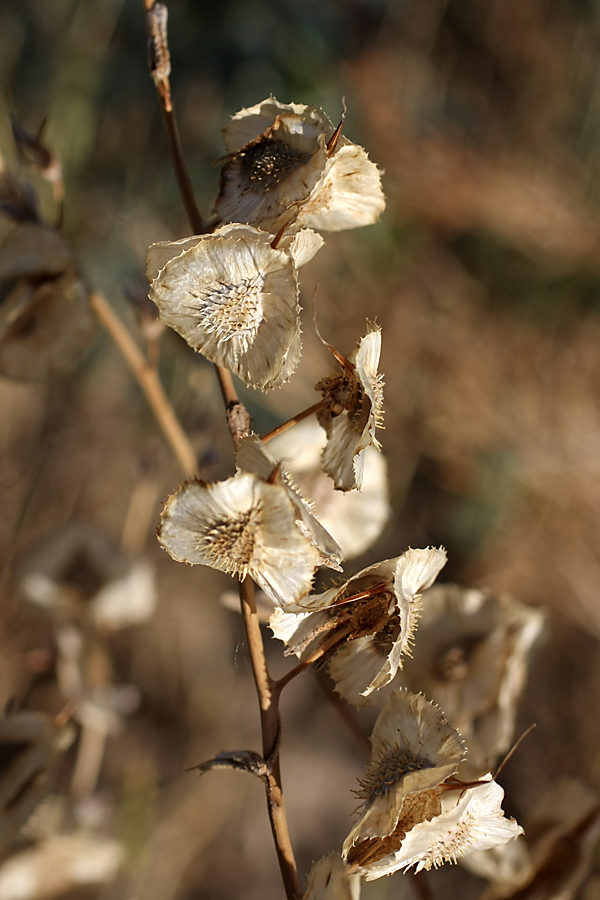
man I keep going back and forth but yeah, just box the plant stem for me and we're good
[143,6,299,896]
[261,399,329,443]
[143,0,209,235]
[239,577,302,900]
[89,291,196,478]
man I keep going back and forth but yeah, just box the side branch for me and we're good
[89,291,196,478]
[261,400,328,443]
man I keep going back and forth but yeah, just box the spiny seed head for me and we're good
[356,744,436,804]
[198,507,261,578]
[239,139,313,189]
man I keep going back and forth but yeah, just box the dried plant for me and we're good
[1,3,578,900]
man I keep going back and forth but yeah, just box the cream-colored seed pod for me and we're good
[148,224,302,390]
[158,472,322,608]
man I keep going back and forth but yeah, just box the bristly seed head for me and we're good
[197,273,264,349]
[239,139,313,189]
[356,743,436,805]
[198,506,261,578]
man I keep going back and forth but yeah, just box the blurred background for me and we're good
[2,0,600,898]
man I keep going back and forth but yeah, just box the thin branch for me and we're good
[239,577,302,900]
[143,6,298,896]
[144,2,208,234]
[89,291,196,478]
[261,399,328,443]
[143,2,248,451]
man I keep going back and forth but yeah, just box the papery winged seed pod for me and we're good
[395,584,545,778]
[268,418,391,560]
[20,524,157,631]
[342,691,522,880]
[343,691,465,858]
[157,472,323,608]
[316,321,384,492]
[214,96,385,234]
[0,834,123,900]
[270,547,447,704]
[235,434,344,571]
[147,224,311,390]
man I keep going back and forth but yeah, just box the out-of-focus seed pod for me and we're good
[0,223,95,381]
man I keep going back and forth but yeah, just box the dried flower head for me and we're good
[235,434,343,571]
[157,472,322,608]
[342,692,522,880]
[395,584,545,776]
[148,224,308,390]
[214,96,385,234]
[316,322,384,491]
[302,854,360,900]
[347,779,523,880]
[0,223,95,380]
[468,780,600,900]
[343,691,465,854]
[270,548,446,704]
[269,418,390,559]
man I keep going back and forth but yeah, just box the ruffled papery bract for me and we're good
[222,97,336,154]
[146,225,323,282]
[215,99,331,233]
[395,584,545,777]
[351,779,523,880]
[270,548,446,705]
[343,690,465,855]
[317,322,384,491]
[215,96,385,235]
[295,143,386,233]
[148,224,301,390]
[235,434,343,571]
[302,854,360,900]
[157,473,321,608]
[269,418,390,560]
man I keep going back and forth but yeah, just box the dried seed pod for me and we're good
[215,97,385,235]
[147,224,306,390]
[158,472,322,608]
[21,524,157,631]
[0,223,95,381]
[269,419,390,559]
[316,322,384,491]
[270,547,447,703]
[342,691,522,879]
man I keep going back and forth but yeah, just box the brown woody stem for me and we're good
[89,291,196,477]
[144,1,208,234]
[143,5,300,896]
[261,399,329,443]
[239,577,302,900]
